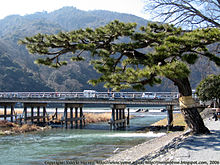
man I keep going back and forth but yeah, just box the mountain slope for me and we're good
[0,7,218,92]
[0,52,52,91]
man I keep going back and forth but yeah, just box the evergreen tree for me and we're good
[19,21,220,134]
[196,74,220,107]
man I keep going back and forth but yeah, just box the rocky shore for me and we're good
[104,108,220,164]
[105,131,185,164]
[0,120,50,135]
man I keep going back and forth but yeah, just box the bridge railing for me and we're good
[0,92,180,100]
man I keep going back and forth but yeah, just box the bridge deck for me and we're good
[0,91,179,105]
[0,98,178,105]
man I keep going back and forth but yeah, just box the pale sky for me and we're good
[0,0,149,20]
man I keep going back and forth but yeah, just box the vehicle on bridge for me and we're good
[83,90,97,98]
[142,92,158,99]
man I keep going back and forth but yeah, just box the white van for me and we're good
[142,92,156,99]
[83,90,97,98]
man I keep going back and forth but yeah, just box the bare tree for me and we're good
[144,0,220,29]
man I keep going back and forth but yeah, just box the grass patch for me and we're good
[151,113,187,127]
[52,112,112,124]
[0,109,23,115]
[0,120,49,135]
[84,113,111,123]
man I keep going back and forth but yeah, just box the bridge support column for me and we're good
[80,107,84,128]
[109,104,126,130]
[122,109,125,127]
[70,107,73,128]
[64,107,68,129]
[0,103,16,122]
[24,106,27,124]
[75,107,78,128]
[167,105,174,131]
[43,106,46,123]
[4,106,7,120]
[11,105,14,122]
[127,108,130,126]
[64,103,84,129]
[55,108,58,119]
[115,109,119,128]
[119,109,122,127]
[37,107,40,123]
[23,103,48,125]
[110,108,116,129]
[31,107,34,123]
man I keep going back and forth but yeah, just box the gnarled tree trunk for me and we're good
[172,77,210,134]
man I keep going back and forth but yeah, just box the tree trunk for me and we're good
[216,98,220,108]
[172,77,210,134]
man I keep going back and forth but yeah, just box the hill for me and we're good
[0,7,219,92]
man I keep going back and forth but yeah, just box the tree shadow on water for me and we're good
[179,130,220,151]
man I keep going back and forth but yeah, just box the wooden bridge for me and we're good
[0,91,179,130]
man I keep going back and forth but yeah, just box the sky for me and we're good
[0,0,149,20]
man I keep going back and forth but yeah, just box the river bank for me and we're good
[148,118,220,163]
[0,120,51,135]
[105,108,219,164]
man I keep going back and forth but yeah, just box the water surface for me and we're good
[0,110,167,165]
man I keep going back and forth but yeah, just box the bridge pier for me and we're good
[0,103,16,122]
[127,108,130,125]
[109,104,128,129]
[23,103,48,125]
[166,105,174,131]
[64,103,85,129]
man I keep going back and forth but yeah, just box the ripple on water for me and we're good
[0,111,167,164]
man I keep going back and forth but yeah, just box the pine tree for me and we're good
[19,20,220,134]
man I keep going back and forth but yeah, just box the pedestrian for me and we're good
[212,113,218,121]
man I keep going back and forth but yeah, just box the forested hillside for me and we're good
[0,7,218,92]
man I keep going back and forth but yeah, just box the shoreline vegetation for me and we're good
[0,110,113,135]
[0,120,50,135]
[135,113,187,133]
[151,113,186,127]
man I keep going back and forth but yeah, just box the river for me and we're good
[0,107,168,165]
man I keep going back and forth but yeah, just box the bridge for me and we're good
[0,91,180,130]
